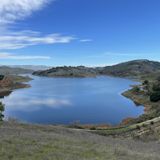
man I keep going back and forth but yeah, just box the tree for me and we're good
[143,80,149,85]
[150,91,160,102]
[0,102,4,121]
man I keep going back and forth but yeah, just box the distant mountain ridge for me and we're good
[0,66,33,75]
[33,59,160,79]
[9,65,51,71]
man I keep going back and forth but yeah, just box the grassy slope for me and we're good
[93,115,160,140]
[0,121,160,160]
[100,59,160,79]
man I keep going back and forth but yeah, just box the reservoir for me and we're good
[2,75,144,125]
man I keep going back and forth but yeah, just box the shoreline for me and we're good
[1,75,146,128]
[0,75,32,98]
[1,75,160,139]
[1,74,157,130]
[0,75,145,127]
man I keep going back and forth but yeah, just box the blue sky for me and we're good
[0,0,160,66]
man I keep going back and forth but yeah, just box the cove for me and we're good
[2,75,144,125]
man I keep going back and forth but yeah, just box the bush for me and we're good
[0,102,4,121]
[143,80,149,85]
[150,91,160,102]
[152,83,160,92]
[142,123,146,127]
[0,75,4,81]
[136,125,141,130]
[132,86,140,93]
[150,121,154,125]
[90,126,96,130]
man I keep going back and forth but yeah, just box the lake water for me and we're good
[2,75,144,125]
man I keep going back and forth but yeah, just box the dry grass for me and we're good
[0,121,160,160]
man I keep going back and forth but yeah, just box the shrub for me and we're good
[150,121,154,125]
[150,91,160,102]
[90,126,96,130]
[0,75,4,81]
[0,102,4,121]
[143,80,149,85]
[142,123,146,127]
[152,83,160,92]
[136,125,141,130]
[132,86,140,93]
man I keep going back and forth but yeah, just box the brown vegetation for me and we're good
[0,121,160,160]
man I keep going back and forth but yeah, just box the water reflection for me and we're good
[3,95,71,112]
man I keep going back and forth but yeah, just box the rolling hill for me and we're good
[99,59,160,78]
[33,59,160,79]
[33,66,98,77]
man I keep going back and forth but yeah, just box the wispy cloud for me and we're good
[0,0,51,26]
[80,39,93,42]
[0,0,92,59]
[0,31,75,50]
[0,52,51,60]
[0,0,76,51]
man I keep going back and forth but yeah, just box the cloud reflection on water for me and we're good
[3,95,72,112]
